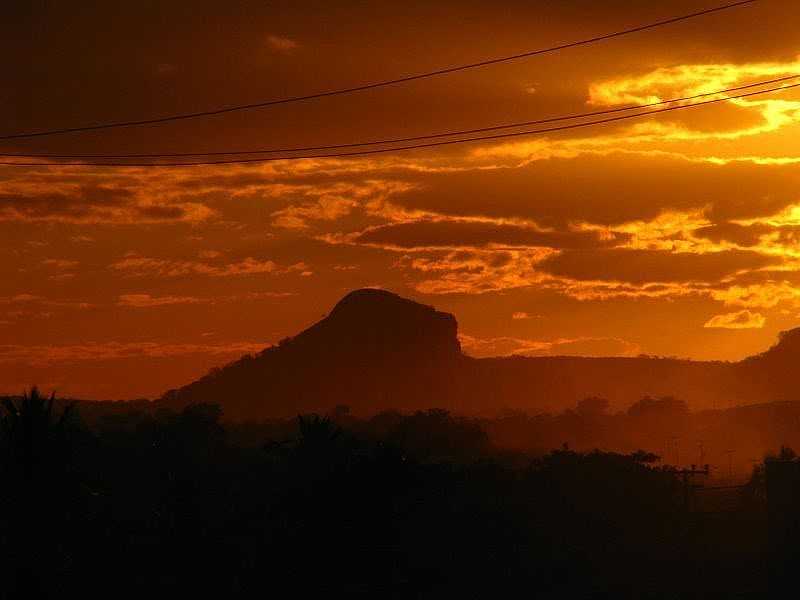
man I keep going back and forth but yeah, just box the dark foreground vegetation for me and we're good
[0,389,775,598]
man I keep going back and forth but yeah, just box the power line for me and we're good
[6,74,796,159]
[2,80,796,168]
[0,0,758,141]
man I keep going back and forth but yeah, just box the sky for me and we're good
[3,0,800,399]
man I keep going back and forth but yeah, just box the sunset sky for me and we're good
[4,0,800,399]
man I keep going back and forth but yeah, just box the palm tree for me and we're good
[0,386,76,482]
[293,414,348,478]
[0,388,77,598]
[297,414,341,452]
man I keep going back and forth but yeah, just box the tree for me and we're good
[0,387,76,482]
[296,414,342,455]
[0,388,80,596]
[626,395,688,419]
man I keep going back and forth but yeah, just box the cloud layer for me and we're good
[4,1,800,397]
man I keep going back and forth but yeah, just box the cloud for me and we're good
[400,248,554,295]
[118,294,204,307]
[479,59,800,164]
[459,333,640,358]
[387,155,800,230]
[198,250,223,259]
[0,341,270,365]
[266,34,299,52]
[512,312,539,320]
[589,60,800,108]
[549,280,706,302]
[690,207,800,259]
[692,222,773,248]
[710,282,800,309]
[703,310,765,329]
[0,294,92,309]
[0,293,93,324]
[393,246,781,302]
[272,196,359,229]
[0,184,214,224]
[42,258,79,269]
[0,294,45,304]
[110,255,308,278]
[348,218,629,250]
[538,248,778,285]
[270,180,415,229]
[117,291,294,307]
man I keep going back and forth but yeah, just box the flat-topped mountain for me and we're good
[293,288,461,361]
[161,289,463,419]
[161,288,800,420]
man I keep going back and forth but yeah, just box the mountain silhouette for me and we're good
[161,288,800,419]
[162,289,463,419]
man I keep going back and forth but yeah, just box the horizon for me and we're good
[22,286,800,402]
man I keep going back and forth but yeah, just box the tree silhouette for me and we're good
[0,387,76,482]
[297,414,342,451]
[292,414,348,476]
[0,388,80,597]
[576,396,609,418]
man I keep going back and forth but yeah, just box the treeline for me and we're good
[485,395,800,477]
[0,389,768,598]
[52,391,800,476]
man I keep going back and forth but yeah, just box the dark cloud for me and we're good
[352,219,630,249]
[136,205,188,219]
[0,182,208,223]
[695,222,800,248]
[0,185,130,221]
[539,248,781,284]
[389,155,800,228]
[693,222,771,247]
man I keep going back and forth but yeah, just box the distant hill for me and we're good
[160,288,800,420]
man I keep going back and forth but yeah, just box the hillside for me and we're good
[160,289,800,420]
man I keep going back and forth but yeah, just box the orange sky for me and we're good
[3,0,800,399]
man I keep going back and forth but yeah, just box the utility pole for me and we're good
[725,449,734,479]
[679,464,710,512]
[672,436,681,467]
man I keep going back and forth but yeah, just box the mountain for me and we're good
[161,289,463,419]
[161,288,800,420]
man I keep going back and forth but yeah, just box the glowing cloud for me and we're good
[266,34,299,52]
[703,310,765,329]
